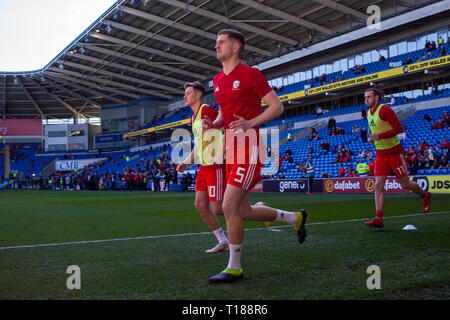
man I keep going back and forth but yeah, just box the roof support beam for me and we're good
[16,78,45,118]
[90,33,221,73]
[43,74,127,105]
[59,60,182,96]
[121,6,271,56]
[40,77,101,110]
[157,0,298,46]
[104,20,217,57]
[312,0,369,21]
[46,71,140,100]
[71,52,186,86]
[27,78,87,119]
[232,0,333,35]
[48,67,172,100]
[84,44,206,79]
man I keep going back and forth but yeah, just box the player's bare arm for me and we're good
[203,112,224,130]
[176,146,198,172]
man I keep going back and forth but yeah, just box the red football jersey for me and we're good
[213,62,272,130]
[190,104,219,127]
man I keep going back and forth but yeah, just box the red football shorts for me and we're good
[375,151,408,178]
[195,165,226,202]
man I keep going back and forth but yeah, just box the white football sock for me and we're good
[212,227,228,243]
[275,209,297,225]
[227,244,242,270]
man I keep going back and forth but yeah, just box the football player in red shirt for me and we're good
[177,81,229,254]
[365,88,431,228]
[204,29,308,283]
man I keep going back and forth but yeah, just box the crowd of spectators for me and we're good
[406,138,450,174]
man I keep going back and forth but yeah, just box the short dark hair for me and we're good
[184,81,205,96]
[217,29,245,53]
[365,87,383,100]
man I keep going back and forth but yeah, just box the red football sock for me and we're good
[376,210,383,219]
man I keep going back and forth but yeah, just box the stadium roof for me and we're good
[0,0,445,120]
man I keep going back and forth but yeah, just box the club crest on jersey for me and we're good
[370,119,375,126]
[232,80,240,90]
[215,86,219,92]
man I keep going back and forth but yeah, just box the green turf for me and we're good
[0,190,449,300]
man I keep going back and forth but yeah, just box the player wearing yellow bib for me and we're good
[177,81,229,253]
[365,88,431,228]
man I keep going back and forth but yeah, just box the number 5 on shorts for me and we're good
[234,167,246,184]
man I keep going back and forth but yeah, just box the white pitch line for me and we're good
[0,211,448,251]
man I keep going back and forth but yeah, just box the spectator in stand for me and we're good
[379,55,386,62]
[297,162,306,177]
[346,148,354,157]
[440,45,446,57]
[321,172,331,178]
[312,132,320,141]
[361,128,368,143]
[422,113,431,122]
[439,155,449,169]
[430,119,445,130]
[403,57,412,65]
[164,170,171,191]
[320,140,330,154]
[431,156,440,170]
[315,105,323,117]
[285,153,294,164]
[437,138,450,150]
[406,144,416,161]
[285,148,292,156]
[333,152,342,163]
[358,148,367,161]
[431,41,437,51]
[342,152,351,163]
[368,157,375,176]
[389,96,396,105]
[418,139,429,153]
[361,108,367,120]
[352,125,361,133]
[346,164,355,177]
[287,131,292,141]
[438,35,444,47]
[328,117,336,135]
[338,164,346,177]
[443,109,449,123]
[320,74,327,85]
[425,146,437,162]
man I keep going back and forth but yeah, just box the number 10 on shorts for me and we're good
[208,186,216,198]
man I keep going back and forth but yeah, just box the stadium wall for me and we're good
[260,176,450,195]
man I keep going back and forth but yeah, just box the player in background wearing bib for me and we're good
[365,88,431,228]
[177,81,229,254]
[204,29,308,283]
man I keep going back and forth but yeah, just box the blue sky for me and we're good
[0,0,118,72]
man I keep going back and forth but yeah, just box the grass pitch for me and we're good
[0,190,449,300]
